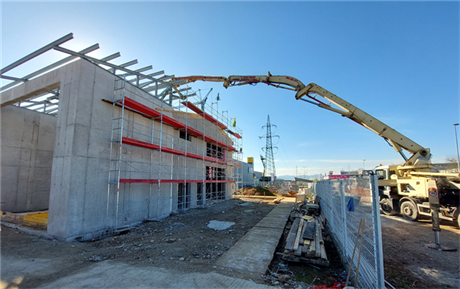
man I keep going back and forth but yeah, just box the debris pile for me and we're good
[233,186,276,197]
[265,261,300,287]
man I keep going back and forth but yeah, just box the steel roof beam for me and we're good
[117,65,152,77]
[1,75,24,81]
[100,52,121,62]
[139,80,157,88]
[1,33,73,75]
[128,70,164,83]
[144,80,184,92]
[47,108,59,114]
[1,44,99,91]
[53,46,166,85]
[158,75,173,81]
[44,105,59,112]
[108,59,138,73]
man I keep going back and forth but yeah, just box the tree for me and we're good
[445,155,458,164]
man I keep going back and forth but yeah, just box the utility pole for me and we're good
[454,123,460,172]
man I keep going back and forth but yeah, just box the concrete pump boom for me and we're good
[171,73,430,168]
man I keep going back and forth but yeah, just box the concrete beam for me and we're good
[1,66,61,107]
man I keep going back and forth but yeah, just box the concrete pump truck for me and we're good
[169,73,460,230]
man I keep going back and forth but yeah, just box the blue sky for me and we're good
[1,1,459,177]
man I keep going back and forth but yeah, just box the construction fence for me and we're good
[313,176,385,289]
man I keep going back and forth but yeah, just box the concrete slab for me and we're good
[216,202,294,275]
[255,215,290,229]
[207,220,235,230]
[33,260,272,289]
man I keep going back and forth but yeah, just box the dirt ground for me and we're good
[380,214,459,289]
[1,199,277,288]
[1,199,459,289]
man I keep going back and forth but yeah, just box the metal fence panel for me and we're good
[314,176,385,289]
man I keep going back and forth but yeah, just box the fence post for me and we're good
[326,180,332,230]
[339,179,348,257]
[370,174,385,288]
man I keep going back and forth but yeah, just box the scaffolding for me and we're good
[107,77,243,228]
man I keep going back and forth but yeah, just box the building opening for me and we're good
[178,183,191,210]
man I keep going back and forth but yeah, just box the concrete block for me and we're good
[1,107,25,148]
[0,165,19,211]
[82,157,109,232]
[190,183,197,208]
[1,146,20,166]
[37,113,57,150]
[91,78,113,131]
[65,78,80,126]
[72,124,90,157]
[16,166,31,210]
[90,100,113,132]
[75,63,96,127]
[158,184,172,218]
[48,156,70,237]
[61,60,80,86]
[19,148,32,167]
[20,112,39,150]
[56,82,70,126]
[87,128,110,159]
[29,191,50,211]
[63,124,76,157]
[33,167,52,191]
[53,83,70,158]
[66,156,88,234]
[35,150,54,168]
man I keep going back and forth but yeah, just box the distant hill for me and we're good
[277,174,321,181]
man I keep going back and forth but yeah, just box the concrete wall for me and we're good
[1,105,56,212]
[239,161,256,187]
[1,59,236,240]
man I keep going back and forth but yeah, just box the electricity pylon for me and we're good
[259,115,279,184]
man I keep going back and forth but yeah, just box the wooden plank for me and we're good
[293,219,304,251]
[302,221,316,240]
[276,252,330,266]
[309,240,316,257]
[320,243,328,260]
[285,218,300,251]
[295,244,303,257]
[318,220,324,245]
[302,242,310,255]
[315,219,321,258]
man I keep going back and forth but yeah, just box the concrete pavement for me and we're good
[216,200,294,275]
[32,261,272,289]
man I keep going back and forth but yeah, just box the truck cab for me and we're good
[375,165,400,216]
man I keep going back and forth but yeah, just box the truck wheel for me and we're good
[401,201,418,221]
[380,199,396,216]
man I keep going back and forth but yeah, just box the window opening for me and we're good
[179,130,192,141]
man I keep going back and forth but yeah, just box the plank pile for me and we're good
[279,203,329,266]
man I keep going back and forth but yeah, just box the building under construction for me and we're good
[0,33,243,240]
